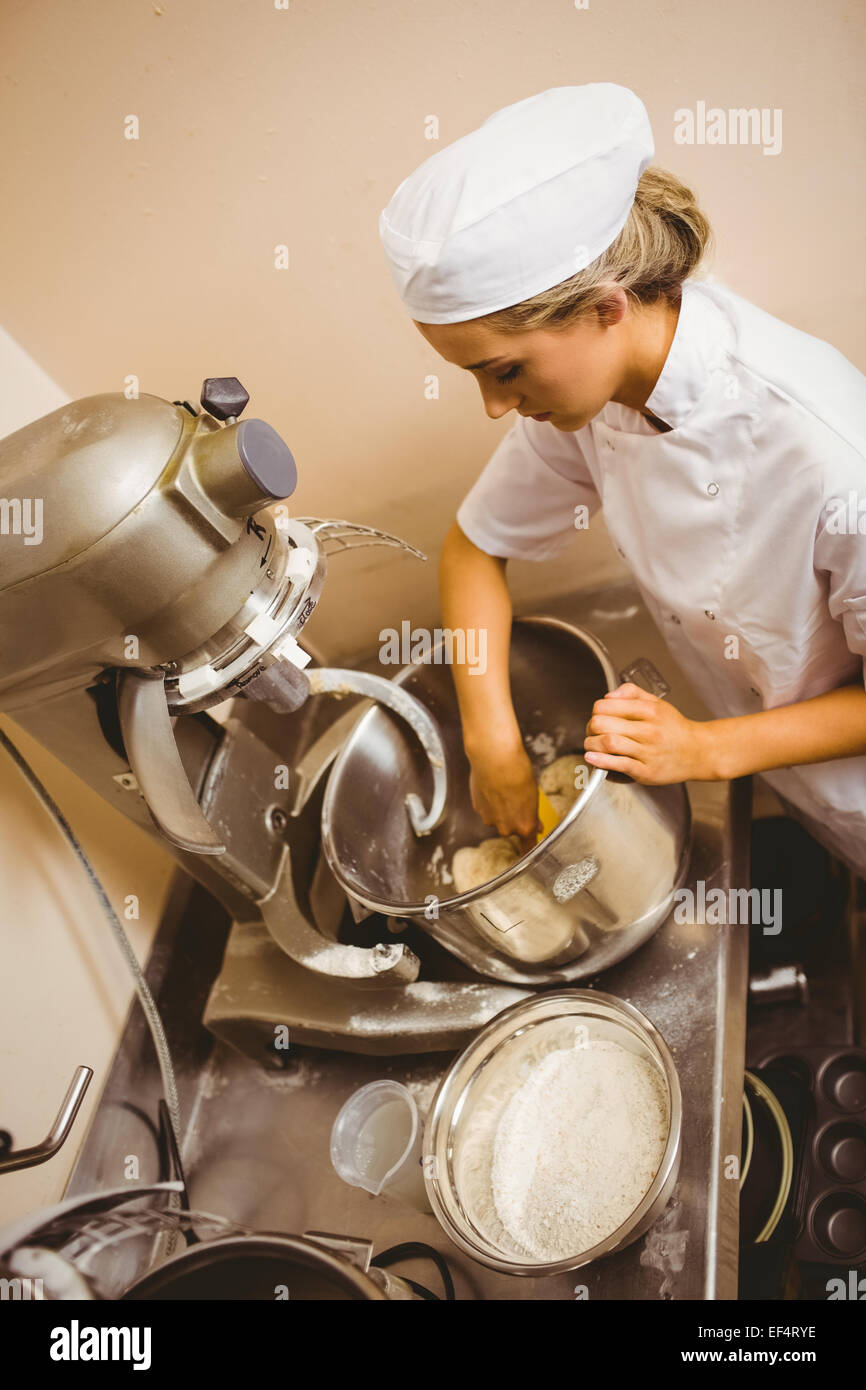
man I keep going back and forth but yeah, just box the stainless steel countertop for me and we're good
[66,582,751,1300]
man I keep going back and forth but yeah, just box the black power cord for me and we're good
[371,1241,456,1301]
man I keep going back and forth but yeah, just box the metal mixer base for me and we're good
[204,920,530,1059]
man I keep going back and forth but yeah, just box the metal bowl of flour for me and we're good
[422,990,682,1276]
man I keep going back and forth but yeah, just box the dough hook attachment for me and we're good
[118,660,447,853]
[303,668,446,836]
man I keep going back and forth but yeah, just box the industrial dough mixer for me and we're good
[0,378,690,1059]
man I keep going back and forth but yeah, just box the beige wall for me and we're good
[2,0,863,662]
[0,2,863,1225]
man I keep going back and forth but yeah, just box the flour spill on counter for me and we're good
[639,1196,689,1298]
[345,981,519,1034]
[255,1056,324,1091]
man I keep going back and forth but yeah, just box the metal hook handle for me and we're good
[0,1066,93,1174]
[618,656,670,699]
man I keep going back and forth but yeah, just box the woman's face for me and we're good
[414,293,631,432]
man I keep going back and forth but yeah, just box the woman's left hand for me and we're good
[583,683,716,785]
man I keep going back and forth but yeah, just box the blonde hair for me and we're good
[480,166,712,332]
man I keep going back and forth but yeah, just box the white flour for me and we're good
[490,1039,668,1261]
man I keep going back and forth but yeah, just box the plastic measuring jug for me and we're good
[330,1080,430,1212]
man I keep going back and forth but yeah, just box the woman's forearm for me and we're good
[438,521,521,755]
[439,522,542,839]
[704,682,866,780]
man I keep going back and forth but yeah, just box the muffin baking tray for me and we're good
[755,1045,866,1266]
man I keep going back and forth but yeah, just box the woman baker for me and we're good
[378,83,866,880]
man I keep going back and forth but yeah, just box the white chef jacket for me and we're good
[456,278,866,879]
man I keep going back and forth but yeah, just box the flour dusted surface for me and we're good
[491,1039,668,1261]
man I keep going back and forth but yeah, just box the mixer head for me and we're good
[0,377,446,859]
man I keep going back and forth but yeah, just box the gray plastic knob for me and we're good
[237,419,297,501]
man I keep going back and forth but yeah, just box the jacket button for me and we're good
[707,482,719,497]
[704,610,715,620]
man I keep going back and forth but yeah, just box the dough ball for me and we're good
[450,832,589,964]
[546,792,572,819]
[452,836,521,894]
[539,753,587,811]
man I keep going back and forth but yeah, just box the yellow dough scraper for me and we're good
[536,788,561,844]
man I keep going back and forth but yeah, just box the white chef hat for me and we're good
[379,83,654,325]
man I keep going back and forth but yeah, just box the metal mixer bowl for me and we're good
[321,616,692,985]
[421,990,683,1276]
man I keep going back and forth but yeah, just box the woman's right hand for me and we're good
[467,737,540,849]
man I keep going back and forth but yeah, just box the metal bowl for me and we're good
[422,990,682,1275]
[321,615,691,985]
